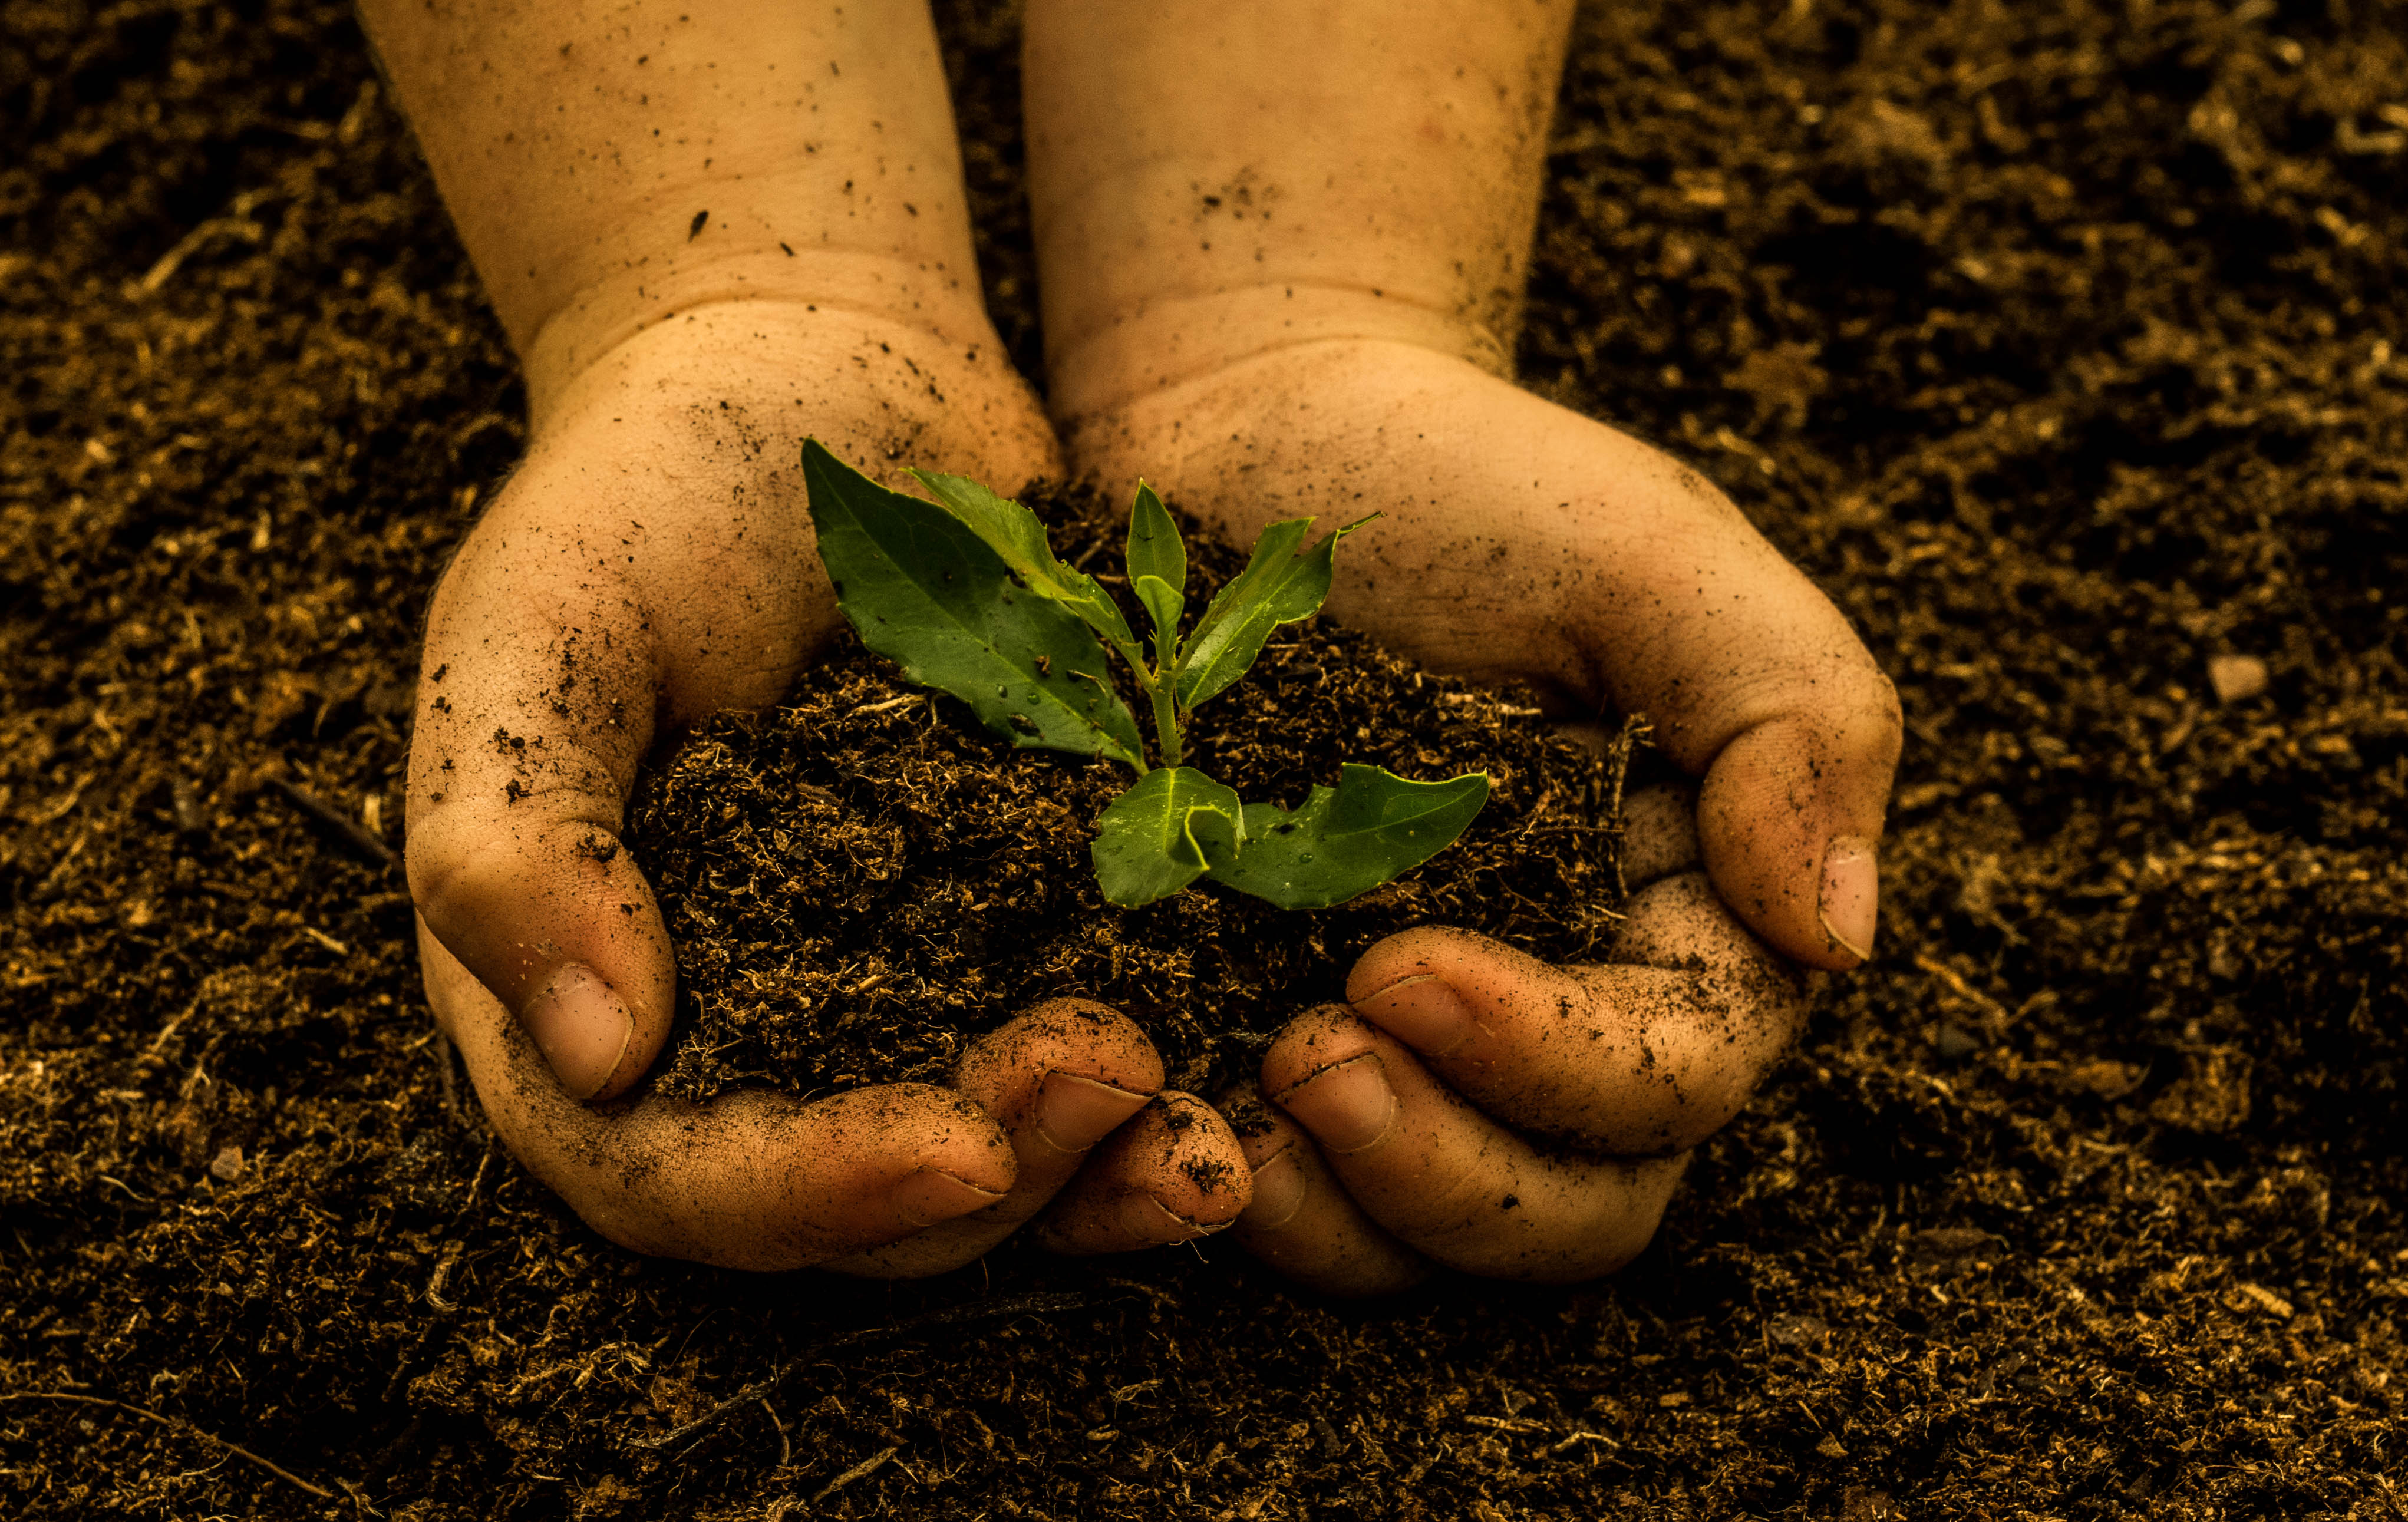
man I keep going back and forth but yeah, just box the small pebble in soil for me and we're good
[1933,1020,1983,1061]
[2207,652,2270,702]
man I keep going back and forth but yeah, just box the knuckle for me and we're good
[1843,669,1907,768]
[1581,1187,1672,1274]
[403,816,502,934]
[1495,1191,1665,1283]
[404,808,538,936]
[1519,1226,1660,1283]
[405,795,626,933]
[1373,1154,1509,1242]
[563,1187,675,1260]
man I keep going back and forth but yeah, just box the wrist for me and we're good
[523,252,1002,435]
[1043,280,1510,433]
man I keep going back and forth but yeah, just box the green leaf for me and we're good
[1126,483,1186,606]
[910,465,1139,652]
[1176,514,1374,710]
[806,441,1144,767]
[1091,766,1245,907]
[1206,764,1489,910]
[1134,574,1183,651]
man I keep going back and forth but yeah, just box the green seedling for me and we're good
[802,440,1489,909]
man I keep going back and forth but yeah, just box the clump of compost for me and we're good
[626,486,1634,1101]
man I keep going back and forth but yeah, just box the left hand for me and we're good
[1222,785,1805,1292]
[425,912,1255,1273]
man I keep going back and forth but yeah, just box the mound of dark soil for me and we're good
[628,499,1631,1102]
[2,0,2404,1519]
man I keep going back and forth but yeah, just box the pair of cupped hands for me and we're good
[405,309,1903,1295]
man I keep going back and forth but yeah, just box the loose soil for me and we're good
[4,1,2406,1520]
[626,500,1632,1103]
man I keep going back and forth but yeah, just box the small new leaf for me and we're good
[1126,483,1186,606]
[911,465,1140,652]
[1176,514,1374,709]
[806,441,1144,766]
[1134,574,1183,652]
[1091,766,1245,907]
[810,451,1474,910]
[1206,764,1489,910]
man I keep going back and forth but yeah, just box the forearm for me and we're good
[1024,0,1575,416]
[358,0,988,422]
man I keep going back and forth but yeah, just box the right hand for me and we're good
[405,301,1225,1272]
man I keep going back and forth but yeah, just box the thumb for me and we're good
[406,511,674,1102]
[1693,686,1901,972]
[1576,483,1901,970]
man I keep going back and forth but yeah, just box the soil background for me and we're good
[4,1,2407,1518]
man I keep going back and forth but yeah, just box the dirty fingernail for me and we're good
[1247,1145,1308,1230]
[1819,834,1880,964]
[1035,1070,1150,1154]
[891,1167,1008,1229]
[521,963,634,1101]
[1120,1192,1204,1245]
[1354,973,1480,1057]
[1274,1054,1398,1155]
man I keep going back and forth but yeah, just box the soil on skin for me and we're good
[626,499,1632,1103]
[4,1,2406,1520]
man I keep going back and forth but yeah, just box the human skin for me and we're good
[368,0,1248,1272]
[374,0,1895,1279]
[1222,785,1799,1292]
[1022,0,1901,1285]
